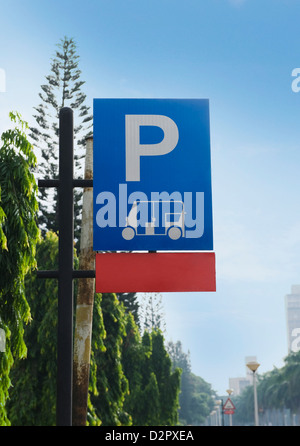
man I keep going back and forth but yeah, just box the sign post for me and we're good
[36,98,216,424]
[93,98,216,292]
[37,108,95,426]
[223,398,236,426]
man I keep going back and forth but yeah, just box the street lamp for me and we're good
[246,361,260,426]
[215,399,223,426]
[210,410,217,426]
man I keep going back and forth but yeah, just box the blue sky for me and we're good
[1,0,300,396]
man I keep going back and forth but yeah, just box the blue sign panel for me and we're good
[93,99,213,251]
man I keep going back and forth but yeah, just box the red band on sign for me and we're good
[95,252,216,293]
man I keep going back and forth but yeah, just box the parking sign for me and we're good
[93,99,213,252]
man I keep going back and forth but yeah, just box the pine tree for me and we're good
[150,331,181,425]
[122,325,181,426]
[139,293,166,333]
[30,36,92,243]
[117,292,140,328]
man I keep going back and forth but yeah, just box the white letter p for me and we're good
[125,114,179,181]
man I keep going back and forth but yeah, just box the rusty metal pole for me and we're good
[72,136,95,426]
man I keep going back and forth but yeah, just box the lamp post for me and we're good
[210,410,217,426]
[246,361,260,426]
[215,400,223,426]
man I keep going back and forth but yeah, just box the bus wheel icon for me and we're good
[122,227,135,240]
[167,226,182,240]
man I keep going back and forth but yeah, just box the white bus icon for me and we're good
[122,200,185,241]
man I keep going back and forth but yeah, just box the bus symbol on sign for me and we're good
[122,200,185,241]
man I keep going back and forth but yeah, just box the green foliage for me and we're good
[89,293,131,426]
[0,326,13,426]
[151,331,181,425]
[0,112,40,425]
[184,373,215,425]
[122,327,181,426]
[143,372,160,425]
[6,235,182,427]
[87,292,106,426]
[167,340,215,425]
[0,188,6,250]
[7,232,78,425]
[117,292,140,328]
[89,294,181,427]
[8,236,180,427]
[89,293,181,427]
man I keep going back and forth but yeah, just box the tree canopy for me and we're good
[7,233,181,426]
[0,112,40,425]
[167,340,215,425]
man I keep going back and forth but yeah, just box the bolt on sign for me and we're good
[93,99,216,293]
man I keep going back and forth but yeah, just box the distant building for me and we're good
[285,285,300,353]
[228,377,251,396]
[228,356,257,396]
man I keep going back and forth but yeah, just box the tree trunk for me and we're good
[72,136,94,426]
